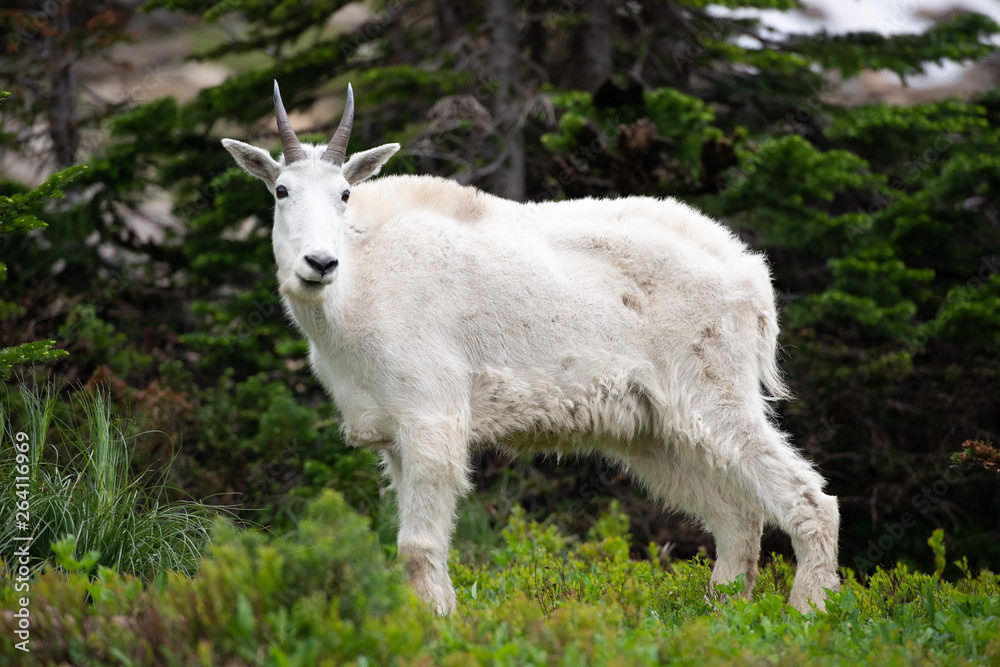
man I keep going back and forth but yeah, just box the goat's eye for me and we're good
[341,190,350,203]
[276,185,288,199]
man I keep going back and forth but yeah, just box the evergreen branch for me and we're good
[0,341,70,379]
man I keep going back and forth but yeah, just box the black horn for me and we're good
[273,80,305,165]
[321,83,354,166]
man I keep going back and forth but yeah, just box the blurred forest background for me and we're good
[2,0,999,579]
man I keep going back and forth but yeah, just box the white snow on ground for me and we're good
[739,0,1000,36]
[710,0,1000,90]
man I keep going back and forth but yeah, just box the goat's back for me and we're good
[334,176,784,450]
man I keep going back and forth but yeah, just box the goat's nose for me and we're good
[304,254,339,275]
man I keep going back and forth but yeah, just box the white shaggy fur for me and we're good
[223,126,840,615]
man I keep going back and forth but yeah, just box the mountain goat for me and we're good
[222,82,840,615]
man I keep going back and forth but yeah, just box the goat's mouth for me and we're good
[296,274,329,288]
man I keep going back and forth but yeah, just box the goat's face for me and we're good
[268,154,351,298]
[222,82,399,301]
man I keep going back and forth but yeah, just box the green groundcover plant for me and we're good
[2,492,998,666]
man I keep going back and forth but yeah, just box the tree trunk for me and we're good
[586,0,613,84]
[47,11,79,167]
[432,0,461,46]
[487,0,525,201]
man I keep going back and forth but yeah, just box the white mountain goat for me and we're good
[222,82,840,614]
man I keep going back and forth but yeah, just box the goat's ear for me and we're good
[343,143,400,185]
[222,139,281,185]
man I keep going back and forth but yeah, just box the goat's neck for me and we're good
[284,278,348,350]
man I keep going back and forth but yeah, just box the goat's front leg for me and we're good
[382,419,471,615]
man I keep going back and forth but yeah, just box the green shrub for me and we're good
[188,369,382,530]
[2,499,999,665]
[57,304,153,379]
[434,509,1000,666]
[0,490,430,666]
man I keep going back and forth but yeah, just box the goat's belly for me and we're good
[488,428,652,460]
[468,363,659,454]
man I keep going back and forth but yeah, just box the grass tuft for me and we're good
[1,383,219,579]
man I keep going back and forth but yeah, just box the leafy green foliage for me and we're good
[57,304,154,379]
[0,490,430,665]
[541,88,719,179]
[178,369,382,528]
[951,439,1000,473]
[50,535,102,573]
[3,501,999,665]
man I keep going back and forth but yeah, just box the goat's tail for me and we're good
[758,305,793,402]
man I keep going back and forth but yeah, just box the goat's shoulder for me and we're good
[349,175,502,232]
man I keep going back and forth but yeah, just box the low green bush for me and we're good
[3,494,998,666]
[0,490,430,665]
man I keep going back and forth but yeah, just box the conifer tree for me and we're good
[0,93,85,377]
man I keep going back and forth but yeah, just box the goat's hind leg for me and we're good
[732,420,841,612]
[624,449,763,600]
[705,502,764,599]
